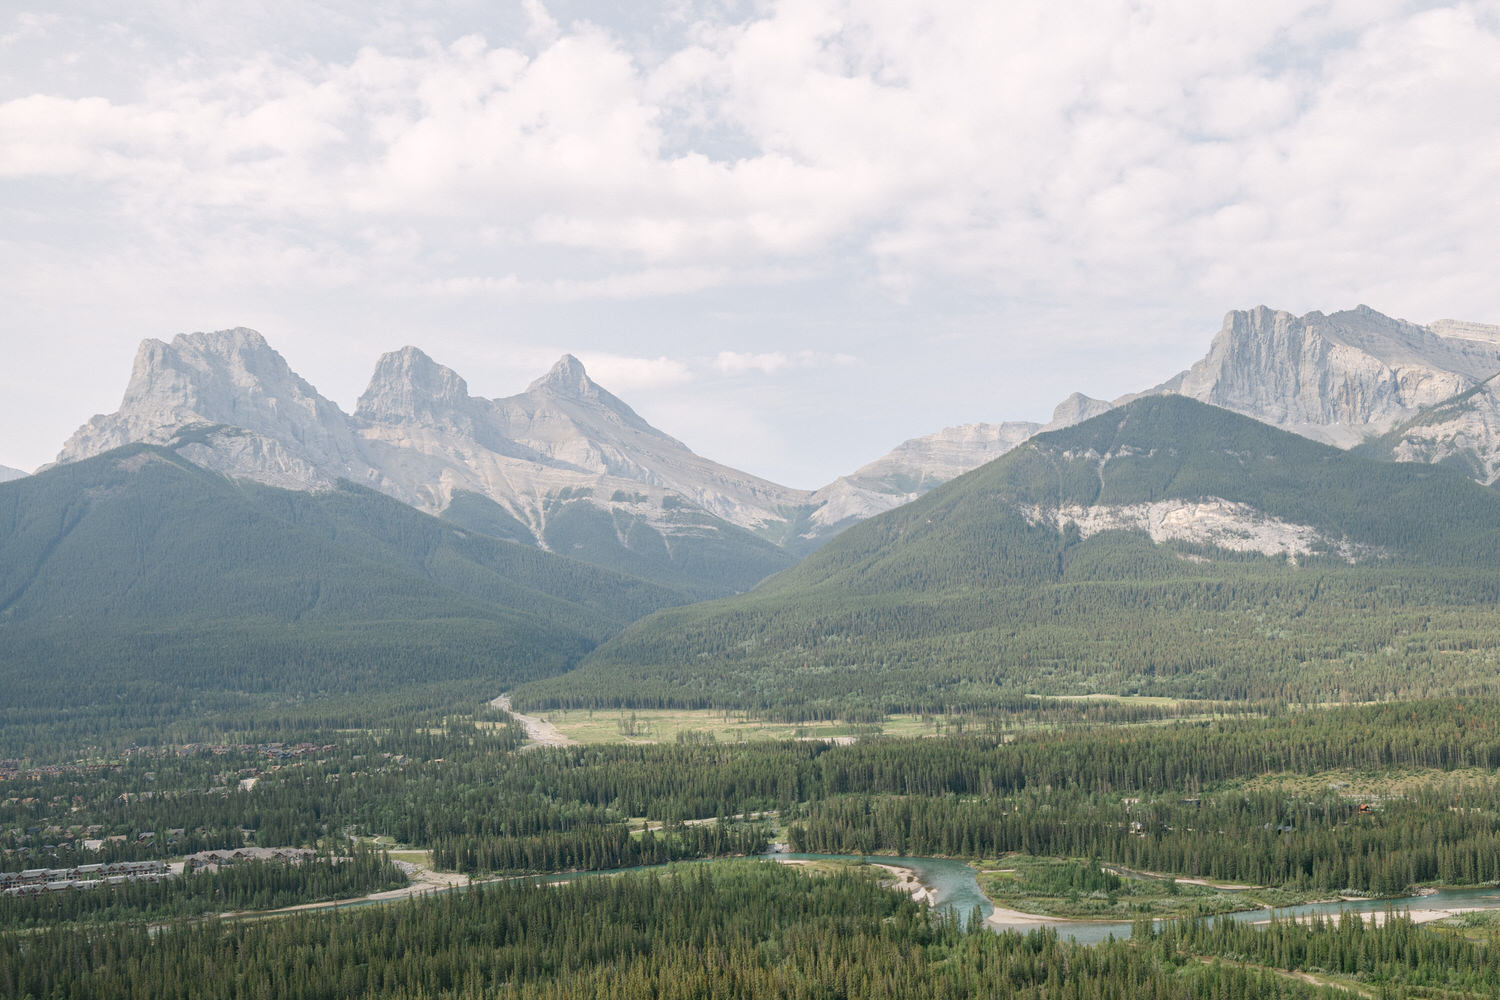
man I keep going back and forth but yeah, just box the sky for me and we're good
[3,1,1500,486]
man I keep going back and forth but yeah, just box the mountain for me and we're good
[514,396,1500,718]
[353,347,802,592]
[1142,306,1500,480]
[49,306,1500,594]
[803,395,1118,532]
[58,329,380,491]
[816,306,1500,521]
[46,329,1156,582]
[55,332,797,597]
[0,444,689,739]
[354,348,813,533]
[1353,368,1500,482]
[0,465,25,483]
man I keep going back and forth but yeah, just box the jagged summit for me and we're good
[52,328,809,591]
[122,328,295,411]
[514,354,686,450]
[55,328,371,491]
[528,354,596,398]
[356,346,472,425]
[1046,392,1113,429]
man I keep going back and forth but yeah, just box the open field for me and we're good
[387,850,433,867]
[1032,694,1198,707]
[527,697,1251,745]
[1429,909,1500,943]
[527,707,948,744]
[1225,766,1499,798]
[977,855,1317,920]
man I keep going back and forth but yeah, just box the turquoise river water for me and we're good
[301,852,1500,945]
[776,853,1500,943]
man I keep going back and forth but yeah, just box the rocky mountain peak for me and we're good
[118,328,297,413]
[514,353,679,447]
[1046,392,1114,430]
[1429,319,1500,345]
[356,346,472,425]
[527,354,598,399]
[55,327,373,490]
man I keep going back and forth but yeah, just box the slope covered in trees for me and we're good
[3,860,1356,1000]
[0,446,690,745]
[518,397,1500,716]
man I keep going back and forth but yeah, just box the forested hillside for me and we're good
[0,446,689,750]
[517,397,1500,718]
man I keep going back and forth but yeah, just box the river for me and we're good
[777,853,1500,943]
[253,851,1500,944]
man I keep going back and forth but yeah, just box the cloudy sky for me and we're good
[3,1,1500,485]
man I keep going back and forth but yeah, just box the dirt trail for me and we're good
[219,862,468,919]
[491,694,578,748]
[1103,864,1261,890]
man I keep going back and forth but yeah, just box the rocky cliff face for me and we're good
[1160,306,1498,446]
[1147,306,1500,482]
[56,329,381,491]
[1353,372,1500,484]
[0,465,27,483]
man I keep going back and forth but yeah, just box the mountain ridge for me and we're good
[56,332,801,595]
[45,303,1500,595]
[515,395,1500,717]
[845,304,1500,515]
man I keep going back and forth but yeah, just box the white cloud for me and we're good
[713,349,857,375]
[574,353,692,392]
[0,11,56,48]
[411,263,804,300]
[5,0,1500,481]
[7,0,1499,319]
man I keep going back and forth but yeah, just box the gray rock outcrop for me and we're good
[1139,306,1500,482]
[56,329,380,491]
